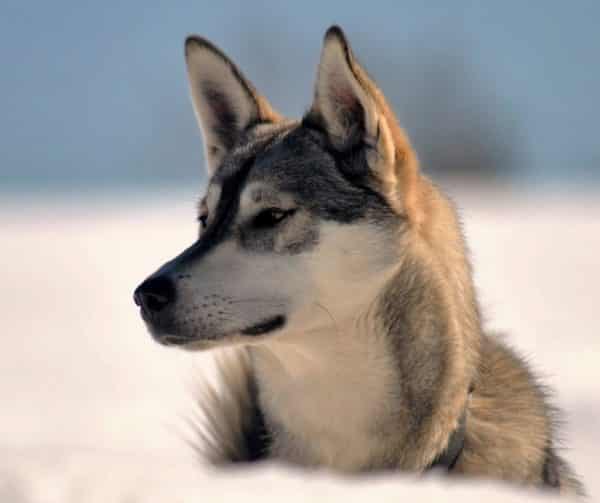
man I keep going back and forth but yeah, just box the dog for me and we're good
[134,25,584,496]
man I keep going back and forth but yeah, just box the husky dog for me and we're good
[134,26,583,495]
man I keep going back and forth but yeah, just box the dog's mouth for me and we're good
[144,314,287,348]
[240,315,286,336]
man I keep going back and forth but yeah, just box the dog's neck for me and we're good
[250,306,401,470]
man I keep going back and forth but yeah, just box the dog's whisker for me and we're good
[314,302,340,338]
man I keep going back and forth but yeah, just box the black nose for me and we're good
[134,276,175,313]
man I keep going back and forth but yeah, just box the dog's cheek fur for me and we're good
[286,221,402,332]
[238,210,320,255]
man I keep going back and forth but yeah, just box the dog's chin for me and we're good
[146,315,287,351]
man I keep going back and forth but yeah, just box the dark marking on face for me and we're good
[160,153,256,272]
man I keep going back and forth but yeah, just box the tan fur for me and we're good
[458,336,584,494]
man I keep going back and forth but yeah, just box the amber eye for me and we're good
[197,198,209,230]
[198,213,208,229]
[252,208,296,229]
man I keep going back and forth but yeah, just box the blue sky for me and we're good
[1,1,599,191]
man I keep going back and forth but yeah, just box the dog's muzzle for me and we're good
[134,274,287,345]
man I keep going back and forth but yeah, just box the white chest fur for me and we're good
[250,323,400,471]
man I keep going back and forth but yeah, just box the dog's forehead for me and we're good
[205,126,331,207]
[248,127,334,187]
[201,124,392,226]
[202,125,286,209]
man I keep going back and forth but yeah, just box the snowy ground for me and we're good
[1,186,598,502]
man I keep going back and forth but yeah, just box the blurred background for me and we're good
[1,2,598,502]
[2,1,599,193]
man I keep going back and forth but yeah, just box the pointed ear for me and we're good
[309,27,421,222]
[185,36,281,175]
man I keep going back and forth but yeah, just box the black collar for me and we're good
[427,392,471,471]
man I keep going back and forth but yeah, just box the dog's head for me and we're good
[134,26,424,350]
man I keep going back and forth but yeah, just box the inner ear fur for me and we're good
[185,36,281,175]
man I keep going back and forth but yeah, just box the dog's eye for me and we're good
[198,213,208,229]
[252,208,295,229]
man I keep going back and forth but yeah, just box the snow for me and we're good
[1,187,598,502]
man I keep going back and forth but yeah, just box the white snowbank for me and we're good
[1,187,598,501]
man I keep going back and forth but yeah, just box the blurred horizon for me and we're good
[1,1,599,194]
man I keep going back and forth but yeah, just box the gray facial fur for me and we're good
[206,123,400,253]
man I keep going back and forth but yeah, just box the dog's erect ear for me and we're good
[309,26,421,222]
[185,36,281,175]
